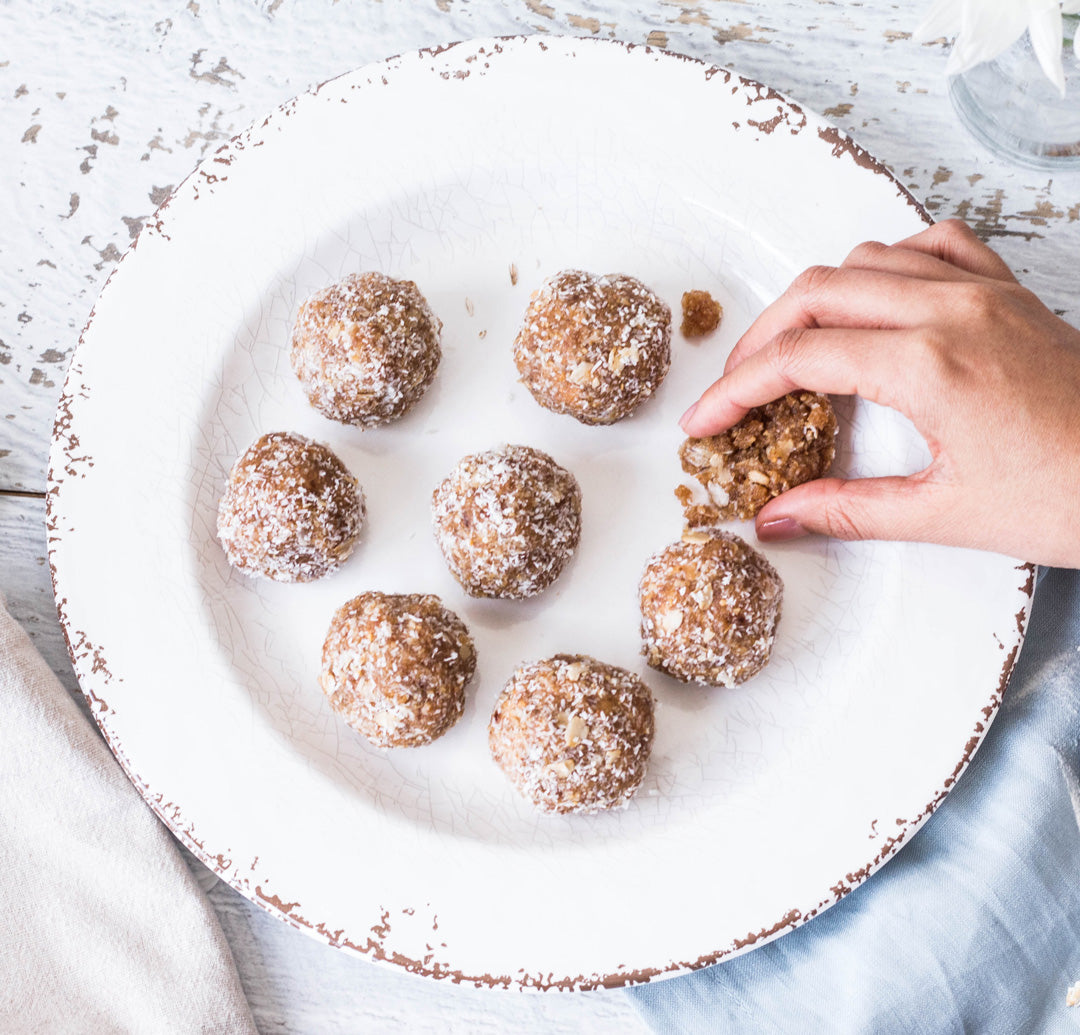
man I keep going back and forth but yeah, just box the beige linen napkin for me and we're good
[0,597,257,1035]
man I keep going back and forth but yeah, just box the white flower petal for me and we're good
[928,0,1074,88]
[940,0,1033,72]
[913,0,967,41]
[944,35,988,75]
[944,40,980,75]
[946,11,1028,72]
[968,2,1038,54]
[1029,5,1067,96]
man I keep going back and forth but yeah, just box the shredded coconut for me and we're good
[513,269,671,425]
[639,530,783,687]
[289,271,442,428]
[431,444,582,599]
[216,431,364,583]
[320,591,475,748]
[488,654,655,815]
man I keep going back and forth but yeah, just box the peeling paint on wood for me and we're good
[189,50,245,88]
[567,13,601,33]
[714,21,776,45]
[0,31,1077,1030]
[662,0,713,28]
[525,0,555,19]
[0,0,1075,496]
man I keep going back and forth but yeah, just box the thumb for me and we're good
[755,475,949,545]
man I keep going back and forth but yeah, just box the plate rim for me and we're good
[46,34,1036,991]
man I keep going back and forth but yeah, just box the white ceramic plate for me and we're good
[48,37,1032,990]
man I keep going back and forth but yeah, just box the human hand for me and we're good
[679,219,1080,567]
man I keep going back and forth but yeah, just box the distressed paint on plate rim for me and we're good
[46,36,1034,991]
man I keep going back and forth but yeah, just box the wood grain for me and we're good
[3,0,1079,491]
[3,0,1079,1030]
[206,877,647,1034]
[1,490,647,1030]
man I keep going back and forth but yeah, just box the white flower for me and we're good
[914,0,1076,97]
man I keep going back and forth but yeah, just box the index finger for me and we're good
[895,219,1017,283]
[722,263,949,376]
[683,325,915,438]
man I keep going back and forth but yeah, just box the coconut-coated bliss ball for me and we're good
[431,444,582,599]
[216,431,364,582]
[290,271,442,428]
[320,591,476,748]
[513,269,672,425]
[488,654,655,815]
[639,529,783,687]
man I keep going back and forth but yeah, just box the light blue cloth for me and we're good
[630,567,1080,1034]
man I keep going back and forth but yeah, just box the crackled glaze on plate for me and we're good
[47,37,1032,990]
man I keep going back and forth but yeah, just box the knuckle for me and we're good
[767,326,807,380]
[1004,282,1038,310]
[935,218,976,243]
[792,264,837,302]
[843,240,888,267]
[912,324,946,354]
[910,326,949,374]
[909,325,969,400]
[954,281,1004,323]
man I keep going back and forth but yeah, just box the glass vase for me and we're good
[948,16,1080,169]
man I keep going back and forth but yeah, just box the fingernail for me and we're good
[679,402,698,431]
[757,516,806,542]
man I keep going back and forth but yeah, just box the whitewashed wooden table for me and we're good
[3,2,1079,1031]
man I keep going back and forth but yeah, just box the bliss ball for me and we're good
[431,444,582,599]
[217,431,364,582]
[320,591,475,748]
[640,529,783,688]
[290,272,442,428]
[680,391,837,520]
[488,654,655,815]
[513,269,671,425]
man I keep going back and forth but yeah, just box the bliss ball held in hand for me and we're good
[513,269,672,425]
[488,654,655,815]
[320,591,475,748]
[290,272,442,428]
[681,391,836,520]
[431,444,582,599]
[640,529,782,688]
[217,431,364,582]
